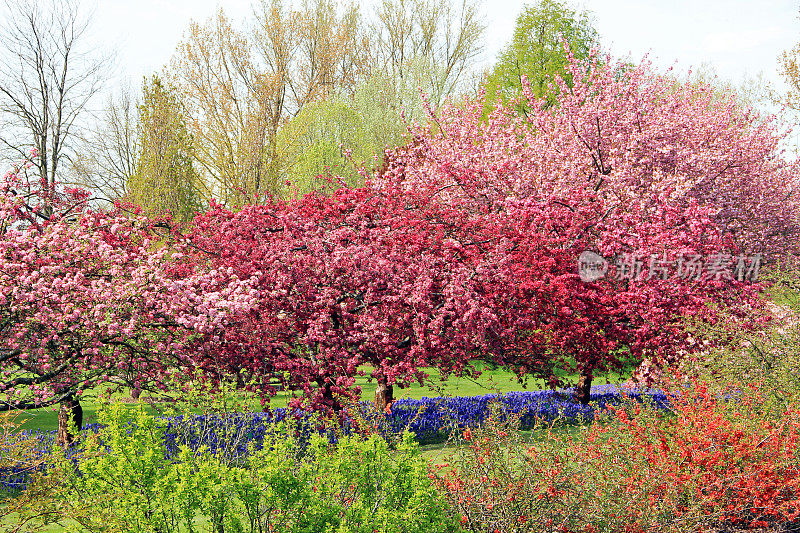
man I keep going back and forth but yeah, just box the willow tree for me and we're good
[275,0,487,199]
[276,73,417,197]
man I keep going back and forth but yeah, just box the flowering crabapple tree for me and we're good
[373,50,780,401]
[0,149,91,228]
[190,184,501,412]
[488,188,762,402]
[384,50,800,258]
[376,153,763,402]
[0,159,259,444]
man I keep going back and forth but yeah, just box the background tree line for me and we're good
[84,0,489,218]
[0,0,792,226]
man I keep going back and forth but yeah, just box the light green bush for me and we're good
[686,264,800,418]
[11,403,458,533]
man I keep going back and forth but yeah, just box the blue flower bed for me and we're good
[376,384,669,442]
[0,422,104,495]
[1,385,669,494]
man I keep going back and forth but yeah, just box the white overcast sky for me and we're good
[84,0,799,94]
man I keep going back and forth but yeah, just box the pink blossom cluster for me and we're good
[0,164,259,410]
[383,51,799,259]
[189,186,501,410]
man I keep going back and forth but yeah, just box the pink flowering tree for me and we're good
[189,166,760,409]
[0,160,259,443]
[372,51,778,401]
[383,51,800,260]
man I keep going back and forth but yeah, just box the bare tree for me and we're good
[170,9,277,205]
[169,1,372,204]
[71,86,139,204]
[0,0,109,209]
[371,0,485,108]
[255,0,371,117]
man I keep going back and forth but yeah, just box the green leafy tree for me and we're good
[484,0,599,111]
[276,73,412,197]
[128,75,201,225]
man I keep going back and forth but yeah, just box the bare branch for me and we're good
[0,0,111,198]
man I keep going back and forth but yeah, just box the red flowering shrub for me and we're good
[432,381,800,532]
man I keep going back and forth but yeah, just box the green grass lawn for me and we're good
[13,362,635,433]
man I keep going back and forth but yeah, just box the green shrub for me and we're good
[684,265,800,419]
[10,403,458,533]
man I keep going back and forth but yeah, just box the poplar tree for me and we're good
[128,75,201,225]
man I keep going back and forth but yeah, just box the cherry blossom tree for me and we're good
[0,158,259,443]
[485,188,761,402]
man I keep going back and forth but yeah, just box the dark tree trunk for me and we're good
[374,377,394,413]
[574,369,593,405]
[318,380,342,412]
[56,395,83,447]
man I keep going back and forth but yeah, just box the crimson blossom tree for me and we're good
[189,183,500,411]
[487,187,762,401]
[371,50,781,401]
[0,159,259,443]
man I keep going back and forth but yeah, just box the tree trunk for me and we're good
[318,380,342,412]
[374,378,394,413]
[574,369,593,405]
[56,395,83,447]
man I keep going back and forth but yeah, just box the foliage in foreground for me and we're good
[5,403,456,533]
[425,271,800,532]
[3,368,800,532]
[432,379,800,533]
[0,385,671,495]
